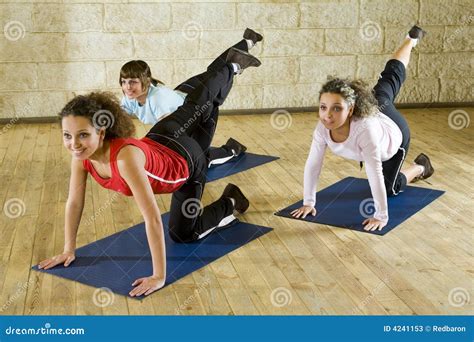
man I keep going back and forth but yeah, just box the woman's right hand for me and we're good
[290,205,317,219]
[38,251,75,270]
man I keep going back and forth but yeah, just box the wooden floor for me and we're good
[0,107,472,315]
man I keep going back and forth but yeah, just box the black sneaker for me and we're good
[221,183,249,214]
[226,47,261,71]
[243,28,263,44]
[408,25,427,40]
[413,153,434,181]
[225,137,247,156]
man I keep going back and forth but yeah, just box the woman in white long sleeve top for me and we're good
[291,25,435,232]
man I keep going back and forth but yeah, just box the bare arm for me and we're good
[291,123,326,219]
[39,158,87,269]
[64,158,88,252]
[117,145,166,296]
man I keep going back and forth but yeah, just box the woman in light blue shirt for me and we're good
[120,28,263,167]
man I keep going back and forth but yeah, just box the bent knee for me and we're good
[169,226,195,243]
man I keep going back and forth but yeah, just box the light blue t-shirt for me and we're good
[121,84,187,125]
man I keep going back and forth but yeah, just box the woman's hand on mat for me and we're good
[129,275,165,297]
[38,251,76,270]
[290,205,317,219]
[362,217,387,231]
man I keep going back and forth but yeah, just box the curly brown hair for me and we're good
[319,77,378,118]
[58,92,136,140]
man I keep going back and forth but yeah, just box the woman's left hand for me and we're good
[129,275,165,297]
[362,217,387,231]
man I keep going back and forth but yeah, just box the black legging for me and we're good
[174,39,249,166]
[373,59,411,196]
[146,63,235,243]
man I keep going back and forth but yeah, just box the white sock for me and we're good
[246,39,255,50]
[414,163,425,175]
[231,63,241,74]
[406,34,418,47]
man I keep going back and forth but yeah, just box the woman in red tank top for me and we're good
[38,48,262,297]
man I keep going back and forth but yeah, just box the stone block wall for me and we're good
[0,0,472,119]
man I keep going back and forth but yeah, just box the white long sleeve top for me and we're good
[303,112,403,223]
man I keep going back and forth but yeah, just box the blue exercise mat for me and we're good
[275,177,444,235]
[33,213,272,299]
[206,152,279,182]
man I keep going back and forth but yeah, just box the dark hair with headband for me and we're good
[319,77,378,118]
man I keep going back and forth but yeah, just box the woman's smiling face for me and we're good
[61,115,104,160]
[121,78,144,100]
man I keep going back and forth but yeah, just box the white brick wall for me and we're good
[0,0,472,119]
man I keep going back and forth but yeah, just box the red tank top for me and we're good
[83,137,189,196]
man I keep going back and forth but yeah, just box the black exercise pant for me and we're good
[146,63,235,242]
[174,39,249,166]
[373,59,411,196]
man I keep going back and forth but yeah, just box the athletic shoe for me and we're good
[413,153,434,181]
[226,47,261,71]
[225,137,247,156]
[408,25,427,40]
[243,28,263,44]
[221,183,250,214]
